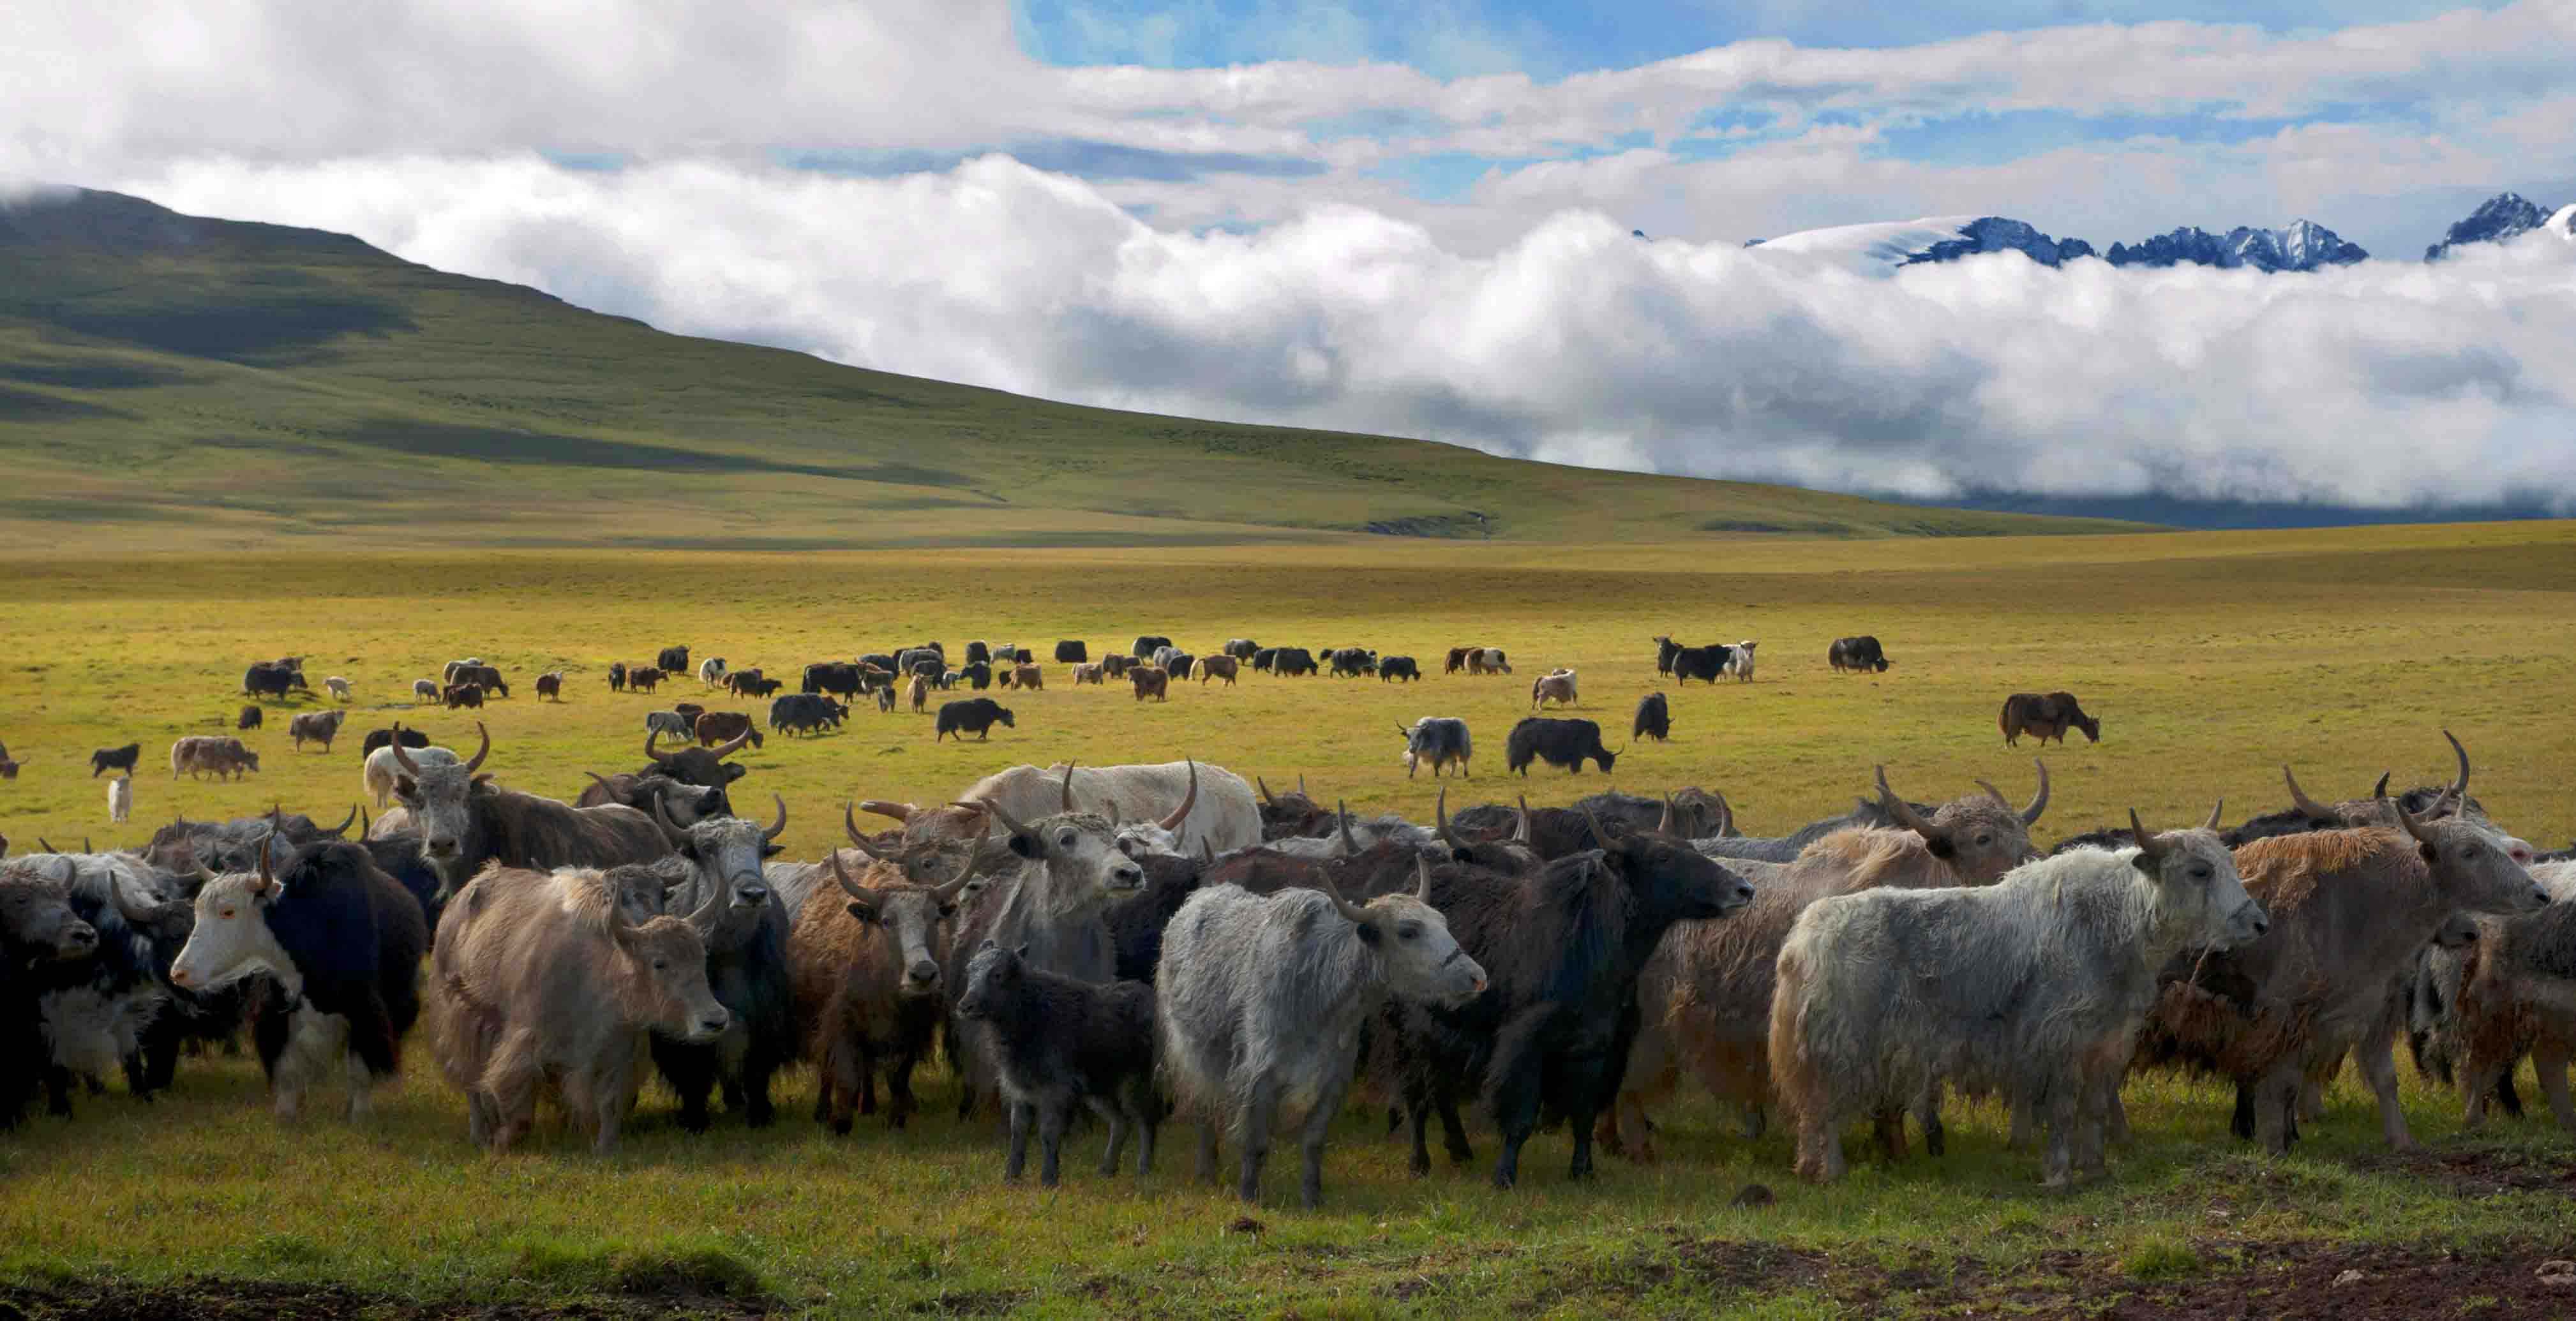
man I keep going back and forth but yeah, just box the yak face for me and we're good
[0,869,98,962]
[858,884,952,997]
[1606,830,1755,923]
[1876,765,2049,883]
[2134,825,2266,951]
[1355,893,1485,1008]
[955,940,1026,1020]
[170,866,296,992]
[2408,810,2550,916]
[1006,812,1146,897]
[622,916,729,1042]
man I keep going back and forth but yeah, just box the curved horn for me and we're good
[828,849,871,902]
[1414,852,1434,902]
[36,837,55,855]
[585,771,618,796]
[1309,864,1373,929]
[463,721,490,774]
[1337,800,1359,855]
[2021,759,2049,825]
[645,728,673,765]
[1257,775,1278,807]
[2282,765,2334,820]
[1875,765,1940,840]
[2370,772,2391,800]
[763,793,788,843]
[2205,798,2225,831]
[1513,795,1534,846]
[842,803,898,862]
[1199,838,1217,865]
[50,857,73,884]
[2389,786,2439,847]
[1060,761,1077,813]
[1158,759,1199,833]
[712,729,752,761]
[1975,779,2009,810]
[1657,793,1675,835]
[651,793,693,850]
[1298,775,1307,797]
[685,858,732,936]
[972,797,1034,851]
[857,799,915,823]
[1581,802,1614,851]
[322,805,358,839]
[253,830,279,896]
[359,806,371,837]
[2130,809,2164,865]
[1434,787,1461,851]
[111,874,177,929]
[1713,790,1736,839]
[932,832,988,904]
[2441,728,2471,809]
[389,723,421,774]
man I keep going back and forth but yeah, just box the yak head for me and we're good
[1310,860,1485,1008]
[2128,806,2267,951]
[1875,761,2048,882]
[0,860,100,962]
[390,721,491,890]
[650,793,786,942]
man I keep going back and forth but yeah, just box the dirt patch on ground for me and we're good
[0,1276,770,1320]
[1861,1241,2575,1319]
[2353,1144,2576,1198]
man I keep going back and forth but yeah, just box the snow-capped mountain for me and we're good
[2424,192,2565,260]
[1750,214,2360,272]
[2102,219,2367,271]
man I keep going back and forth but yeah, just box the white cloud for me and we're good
[122,155,2576,512]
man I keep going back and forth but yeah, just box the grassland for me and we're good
[5,521,2576,1317]
[0,188,2148,553]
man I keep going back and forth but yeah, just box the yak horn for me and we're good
[1713,790,1736,839]
[651,793,693,849]
[253,830,279,896]
[763,793,788,842]
[1414,852,1434,902]
[931,837,984,904]
[842,803,897,861]
[1337,800,1359,855]
[1060,761,1077,813]
[1199,838,1217,865]
[1975,779,2009,810]
[828,849,872,902]
[1875,766,1941,840]
[2441,728,2471,810]
[2021,760,2050,825]
[36,837,55,854]
[712,729,752,761]
[1158,759,1199,833]
[2371,772,2392,800]
[971,798,1035,853]
[2390,787,2437,847]
[389,723,421,774]
[463,721,490,774]
[1513,795,1534,846]
[1257,775,1278,807]
[1580,802,1614,851]
[359,806,371,837]
[2282,765,2334,820]
[2205,798,2225,830]
[323,805,357,839]
[1434,787,1460,851]
[1310,864,1372,929]
[2130,809,2164,866]
[858,799,914,823]
[1656,793,1675,835]
[110,874,179,929]
[1104,800,1121,826]
[645,728,673,765]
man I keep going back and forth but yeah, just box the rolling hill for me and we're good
[0,187,2147,549]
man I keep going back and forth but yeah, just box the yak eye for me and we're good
[1395,922,1421,941]
[1058,832,1076,848]
[1975,834,1993,847]
[652,959,669,971]
[2190,865,2212,880]
[218,907,237,920]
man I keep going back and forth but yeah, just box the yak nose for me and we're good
[699,1011,731,1034]
[738,884,770,906]
[66,924,98,948]
[426,838,459,857]
[1114,866,1143,887]
[2534,886,2554,909]
[908,960,939,985]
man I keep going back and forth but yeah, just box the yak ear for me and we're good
[844,900,878,923]
[1007,832,1040,860]
[1352,919,1382,946]
[760,843,784,858]
[724,765,749,783]
[1924,835,1956,860]
[1014,942,1031,960]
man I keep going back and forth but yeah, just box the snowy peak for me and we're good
[2102,220,2367,272]
[1902,217,2095,268]
[2425,192,2560,260]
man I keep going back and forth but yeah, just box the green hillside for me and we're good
[0,188,2149,549]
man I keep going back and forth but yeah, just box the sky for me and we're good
[7,0,2575,514]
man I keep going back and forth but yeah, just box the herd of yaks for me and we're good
[3,634,2573,1209]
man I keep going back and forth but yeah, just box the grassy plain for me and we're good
[5,520,2576,1317]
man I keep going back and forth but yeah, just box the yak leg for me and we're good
[1487,1060,1541,1191]
[1400,1075,1435,1177]
[2250,1064,2301,1154]
[1870,1105,1910,1162]
[2104,1087,2131,1146]
[1131,1078,1159,1177]
[1036,1098,1069,1188]
[2532,1039,2576,1132]
[825,1043,865,1135]
[1739,1102,1767,1140]
[1195,1122,1221,1186]
[2354,1037,2415,1151]
[1238,1074,1280,1204]
[1005,1100,1035,1183]
[1561,1056,1608,1181]
[1299,1071,1356,1209]
[1914,1084,1947,1158]
[1092,1095,1128,1179]
[886,1045,920,1130]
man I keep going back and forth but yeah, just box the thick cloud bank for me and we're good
[131,156,2576,514]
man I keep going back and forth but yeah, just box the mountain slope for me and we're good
[0,188,2144,550]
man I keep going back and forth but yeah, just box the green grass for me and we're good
[4,521,2576,1314]
[0,189,2150,553]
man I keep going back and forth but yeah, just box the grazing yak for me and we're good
[451,664,507,699]
[1158,862,1485,1206]
[770,693,848,736]
[237,705,263,731]
[2000,691,2100,747]
[359,725,433,759]
[1632,692,1671,742]
[108,776,131,824]
[288,709,347,752]
[1130,666,1170,702]
[655,645,691,675]
[1652,636,1682,676]
[1829,636,1891,673]
[1072,662,1105,686]
[242,660,309,699]
[1399,718,1472,779]
[792,845,980,1132]
[415,678,441,703]
[697,656,728,688]
[1774,809,2263,1184]
[1381,810,1754,1189]
[626,666,665,694]
[956,940,1160,1188]
[1272,647,1319,677]
[1132,635,1172,661]
[1,865,98,1127]
[1671,645,1735,685]
[1054,641,1088,664]
[1328,648,1377,678]
[429,865,730,1153]
[692,711,762,749]
[937,698,1015,742]
[169,833,428,1121]
[382,726,669,899]
[2139,783,2549,1153]
[324,676,351,701]
[1198,655,1239,685]
[1378,655,1420,683]
[1505,717,1617,775]
[171,736,259,781]
[1608,765,2051,1161]
[442,683,484,710]
[89,743,141,778]
[534,671,563,701]
[1531,669,1578,710]
[1467,647,1511,676]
